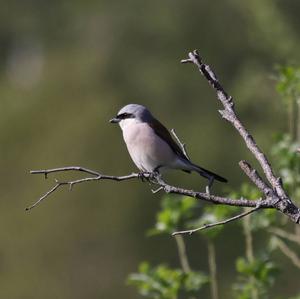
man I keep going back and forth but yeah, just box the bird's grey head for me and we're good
[109,104,153,127]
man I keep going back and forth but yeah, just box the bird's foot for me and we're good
[137,172,152,182]
[138,171,163,185]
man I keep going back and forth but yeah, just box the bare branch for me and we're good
[239,160,273,196]
[30,166,101,177]
[181,49,300,224]
[172,205,261,236]
[26,183,62,211]
[182,51,280,190]
[28,168,272,211]
[151,175,270,208]
[174,235,191,273]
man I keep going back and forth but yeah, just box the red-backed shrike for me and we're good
[110,104,227,184]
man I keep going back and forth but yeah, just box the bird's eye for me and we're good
[118,112,132,119]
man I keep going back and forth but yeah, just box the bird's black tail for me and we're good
[190,162,227,183]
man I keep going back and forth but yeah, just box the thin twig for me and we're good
[208,240,219,299]
[151,186,164,194]
[26,183,62,211]
[174,235,191,273]
[239,160,273,196]
[171,128,190,160]
[268,227,300,245]
[274,237,300,269]
[172,205,261,236]
[26,168,146,211]
[243,208,255,263]
[30,166,101,177]
[243,207,258,299]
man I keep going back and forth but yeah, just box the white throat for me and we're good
[119,118,142,131]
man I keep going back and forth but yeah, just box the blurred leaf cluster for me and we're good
[128,262,208,299]
[149,196,197,235]
[189,204,238,239]
[276,66,300,101]
[233,256,278,299]
[271,134,300,198]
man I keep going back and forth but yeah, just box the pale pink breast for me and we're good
[122,122,176,171]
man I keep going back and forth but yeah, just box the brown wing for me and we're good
[148,118,188,161]
[149,118,227,181]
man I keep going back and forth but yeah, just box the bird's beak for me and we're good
[109,117,120,123]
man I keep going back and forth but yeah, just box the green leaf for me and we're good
[233,255,279,299]
[149,195,198,235]
[183,271,209,291]
[275,65,300,101]
[271,134,300,199]
[128,263,208,299]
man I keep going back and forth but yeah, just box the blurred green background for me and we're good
[1,1,300,298]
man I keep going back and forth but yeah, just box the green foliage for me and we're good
[233,256,279,299]
[249,208,277,231]
[276,66,300,101]
[128,262,208,299]
[184,271,209,292]
[271,134,300,198]
[189,204,239,239]
[149,195,197,235]
[130,196,210,298]
[150,194,239,239]
[229,183,262,200]
[268,235,282,252]
[229,183,277,231]
[227,183,280,298]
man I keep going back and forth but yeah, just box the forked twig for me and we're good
[27,167,143,210]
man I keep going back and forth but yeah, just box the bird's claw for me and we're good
[138,172,151,182]
[138,171,162,183]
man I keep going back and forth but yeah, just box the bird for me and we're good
[109,104,227,185]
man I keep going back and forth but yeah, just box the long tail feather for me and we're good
[190,162,227,183]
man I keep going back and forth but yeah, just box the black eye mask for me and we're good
[117,113,134,120]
